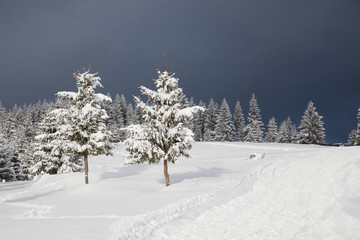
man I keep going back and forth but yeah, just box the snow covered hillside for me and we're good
[1,143,360,240]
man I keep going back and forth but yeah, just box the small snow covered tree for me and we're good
[214,98,235,141]
[123,70,204,187]
[299,101,326,144]
[55,69,113,184]
[348,108,360,146]
[265,117,278,143]
[244,94,264,142]
[234,100,246,141]
[348,129,357,145]
[33,100,82,175]
[203,98,218,141]
[0,132,19,182]
[277,117,298,143]
[193,100,206,141]
[353,108,360,145]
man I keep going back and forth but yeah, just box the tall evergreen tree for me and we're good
[33,100,82,175]
[119,94,129,126]
[203,98,218,141]
[193,100,206,141]
[277,117,298,143]
[299,101,326,144]
[0,133,17,182]
[0,101,7,137]
[353,107,360,145]
[348,129,357,145]
[265,116,278,143]
[214,98,235,141]
[233,100,246,141]
[123,70,203,187]
[55,69,113,184]
[110,94,125,142]
[244,94,264,142]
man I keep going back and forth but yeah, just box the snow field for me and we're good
[1,143,360,240]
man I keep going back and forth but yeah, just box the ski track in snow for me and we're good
[111,148,360,240]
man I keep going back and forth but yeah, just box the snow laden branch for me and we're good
[123,70,204,187]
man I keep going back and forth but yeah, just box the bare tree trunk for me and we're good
[84,155,89,184]
[164,160,170,187]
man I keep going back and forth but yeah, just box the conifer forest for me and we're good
[1,67,356,183]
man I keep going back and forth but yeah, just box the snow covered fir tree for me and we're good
[52,69,113,184]
[244,94,264,142]
[299,101,326,144]
[277,117,298,143]
[265,117,278,143]
[233,101,246,141]
[32,99,82,175]
[123,69,204,187]
[214,98,235,141]
[348,108,360,146]
[203,98,218,141]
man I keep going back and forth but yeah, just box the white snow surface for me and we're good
[1,142,360,240]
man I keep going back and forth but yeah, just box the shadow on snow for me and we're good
[157,167,227,185]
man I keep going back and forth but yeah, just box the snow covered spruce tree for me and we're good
[347,108,360,146]
[277,117,298,143]
[55,69,113,184]
[192,100,206,141]
[0,133,18,182]
[348,129,357,146]
[233,100,246,141]
[265,116,278,143]
[214,98,235,141]
[123,70,204,187]
[352,108,360,145]
[33,100,82,175]
[299,101,326,144]
[244,94,264,142]
[203,98,218,141]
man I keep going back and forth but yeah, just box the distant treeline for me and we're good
[2,90,354,182]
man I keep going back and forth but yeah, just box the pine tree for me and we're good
[110,94,125,142]
[126,103,136,126]
[33,100,82,175]
[18,106,37,180]
[233,100,246,141]
[244,94,264,142]
[203,98,218,141]
[277,117,297,143]
[55,69,113,184]
[193,100,206,141]
[348,129,357,145]
[0,101,7,137]
[119,94,129,126]
[265,117,278,143]
[299,101,326,144]
[123,70,204,187]
[0,133,17,182]
[353,108,360,145]
[214,98,235,141]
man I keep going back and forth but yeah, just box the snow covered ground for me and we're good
[1,142,360,240]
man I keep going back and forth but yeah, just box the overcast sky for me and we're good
[1,0,360,143]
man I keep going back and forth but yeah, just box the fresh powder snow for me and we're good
[0,142,360,239]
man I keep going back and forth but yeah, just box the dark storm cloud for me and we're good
[1,0,360,143]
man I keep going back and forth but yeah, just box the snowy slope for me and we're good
[1,143,360,240]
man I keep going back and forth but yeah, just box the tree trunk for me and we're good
[84,155,89,184]
[163,160,170,187]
